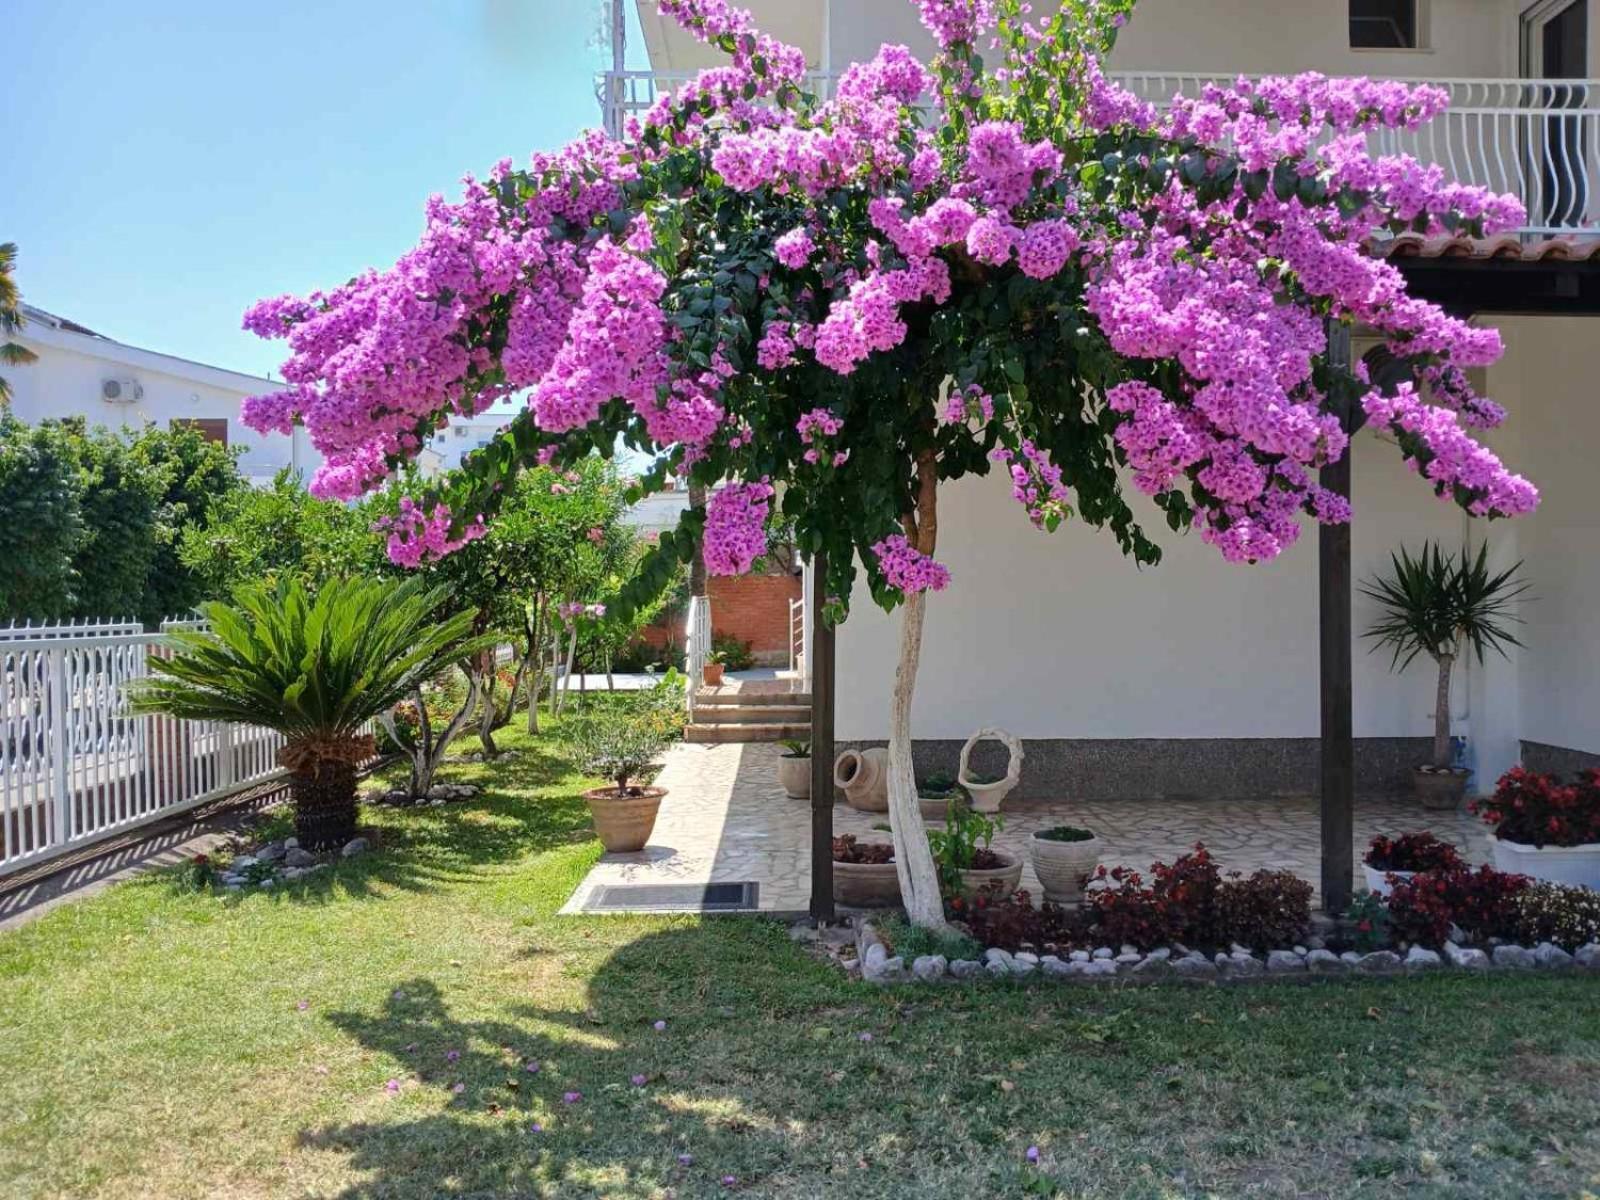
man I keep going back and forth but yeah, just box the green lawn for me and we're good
[3,725,1599,1199]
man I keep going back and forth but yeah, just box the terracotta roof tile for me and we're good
[1371,234,1600,263]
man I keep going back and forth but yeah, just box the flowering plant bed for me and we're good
[832,835,900,908]
[1362,832,1465,896]
[1473,768,1600,887]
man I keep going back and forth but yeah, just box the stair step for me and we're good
[685,723,812,743]
[696,705,812,724]
[697,691,812,707]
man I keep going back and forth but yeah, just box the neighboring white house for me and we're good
[5,305,319,485]
[609,0,1600,798]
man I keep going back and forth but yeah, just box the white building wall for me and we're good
[7,319,313,485]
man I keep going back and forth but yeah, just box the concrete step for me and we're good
[685,722,812,743]
[696,691,812,707]
[696,705,812,724]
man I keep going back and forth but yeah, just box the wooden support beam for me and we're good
[1319,322,1355,914]
[809,552,836,922]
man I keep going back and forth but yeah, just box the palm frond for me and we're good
[1360,541,1527,668]
[127,576,489,750]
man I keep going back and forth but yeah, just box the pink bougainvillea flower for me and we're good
[451,1082,465,1095]
[677,1153,695,1167]
[630,1074,649,1087]
[295,1000,310,1012]
[858,1032,873,1043]
[562,1091,582,1104]
[445,1049,461,1063]
[525,1061,541,1074]
[653,1020,667,1032]
[384,1079,401,1093]
[1026,1145,1040,1163]
[529,1122,543,1133]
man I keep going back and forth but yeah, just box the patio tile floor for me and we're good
[561,742,1492,915]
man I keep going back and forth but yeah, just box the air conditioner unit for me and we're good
[102,377,144,403]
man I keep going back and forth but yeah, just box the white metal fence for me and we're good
[597,70,1600,237]
[0,619,366,880]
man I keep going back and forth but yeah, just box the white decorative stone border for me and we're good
[850,919,1600,985]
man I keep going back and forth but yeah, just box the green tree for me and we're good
[0,417,84,620]
[67,421,167,622]
[130,576,482,847]
[129,422,247,619]
[0,242,37,408]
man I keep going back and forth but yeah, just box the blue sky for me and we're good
[3,0,647,380]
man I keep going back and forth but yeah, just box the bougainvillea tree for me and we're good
[241,0,1536,927]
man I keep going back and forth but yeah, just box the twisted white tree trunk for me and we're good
[885,444,946,930]
[887,588,944,928]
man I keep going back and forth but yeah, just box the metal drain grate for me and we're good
[584,882,759,913]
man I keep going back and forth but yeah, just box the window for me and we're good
[1350,0,1418,48]
[170,417,228,445]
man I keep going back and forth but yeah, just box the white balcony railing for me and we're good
[597,70,1600,237]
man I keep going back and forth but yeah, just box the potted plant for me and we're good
[957,727,1024,814]
[1029,825,1101,906]
[128,576,481,848]
[701,647,726,688]
[1361,543,1526,810]
[831,835,901,908]
[572,699,674,853]
[929,807,1021,900]
[916,770,967,823]
[1472,766,1600,888]
[1361,831,1465,897]
[777,739,811,800]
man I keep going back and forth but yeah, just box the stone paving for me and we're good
[562,741,1493,915]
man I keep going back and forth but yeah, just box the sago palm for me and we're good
[129,575,483,847]
[1361,542,1527,770]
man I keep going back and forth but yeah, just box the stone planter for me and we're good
[583,786,666,853]
[702,662,725,687]
[833,858,902,908]
[958,728,1023,814]
[952,851,1023,900]
[1489,835,1600,889]
[1029,831,1101,905]
[1414,766,1469,811]
[777,754,811,800]
[834,748,889,813]
[1361,863,1415,897]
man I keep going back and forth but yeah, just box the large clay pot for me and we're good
[953,851,1023,900]
[777,754,811,800]
[1414,766,1469,811]
[584,786,666,853]
[833,859,902,907]
[834,748,889,813]
[1029,830,1101,905]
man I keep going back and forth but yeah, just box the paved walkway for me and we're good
[563,741,1493,915]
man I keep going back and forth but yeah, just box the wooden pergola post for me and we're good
[1319,322,1355,914]
[809,552,836,922]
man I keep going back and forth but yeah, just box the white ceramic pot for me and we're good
[1489,835,1600,889]
[1361,863,1415,897]
[1030,832,1101,905]
[777,754,811,800]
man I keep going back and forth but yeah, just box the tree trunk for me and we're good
[605,647,615,692]
[1432,651,1455,769]
[290,759,359,849]
[476,653,499,755]
[886,588,945,928]
[556,624,578,716]
[885,445,947,930]
[526,596,543,735]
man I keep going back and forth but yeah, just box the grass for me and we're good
[3,723,1600,1198]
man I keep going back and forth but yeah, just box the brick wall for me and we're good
[638,571,801,665]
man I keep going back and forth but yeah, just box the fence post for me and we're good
[49,646,72,846]
[218,720,237,791]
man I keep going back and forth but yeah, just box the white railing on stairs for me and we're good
[684,594,712,717]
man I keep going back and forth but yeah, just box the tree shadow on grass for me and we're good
[299,922,876,1198]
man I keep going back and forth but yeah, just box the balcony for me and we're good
[596,71,1600,237]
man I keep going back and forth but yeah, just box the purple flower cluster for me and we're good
[703,481,773,576]
[872,534,951,593]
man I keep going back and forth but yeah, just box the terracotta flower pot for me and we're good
[777,754,811,800]
[833,748,889,813]
[584,786,666,853]
[1029,831,1100,905]
[953,851,1023,900]
[1414,766,1469,811]
[832,858,902,908]
[702,662,725,687]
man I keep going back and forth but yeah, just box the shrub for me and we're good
[952,889,1086,953]
[1212,870,1314,951]
[832,835,893,865]
[1364,832,1465,874]
[928,807,1005,891]
[711,632,755,672]
[1508,882,1600,950]
[879,914,981,962]
[1084,865,1172,950]
[1345,892,1393,953]
[571,704,673,794]
[919,770,959,798]
[1472,766,1600,848]
[1385,866,1531,946]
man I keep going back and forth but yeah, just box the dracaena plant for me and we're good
[1361,542,1527,770]
[238,0,1538,926]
